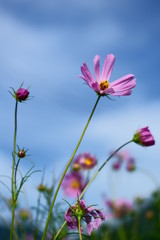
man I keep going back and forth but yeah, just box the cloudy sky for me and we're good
[0,0,160,213]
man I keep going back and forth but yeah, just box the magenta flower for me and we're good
[16,88,29,101]
[73,152,97,170]
[112,161,121,170]
[64,199,105,236]
[62,172,86,198]
[79,54,136,96]
[133,127,155,146]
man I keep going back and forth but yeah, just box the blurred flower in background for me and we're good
[73,152,97,170]
[62,171,86,198]
[112,150,136,172]
[105,198,133,219]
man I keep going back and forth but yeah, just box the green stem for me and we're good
[14,158,20,195]
[54,139,133,239]
[34,169,45,240]
[54,221,66,240]
[10,100,18,240]
[42,95,101,240]
[78,218,82,240]
[80,140,133,199]
[118,225,127,240]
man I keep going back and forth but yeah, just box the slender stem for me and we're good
[80,140,133,199]
[42,95,101,240]
[78,218,82,240]
[10,100,18,240]
[14,158,20,194]
[54,140,133,239]
[54,221,66,240]
[34,169,45,240]
[118,225,127,240]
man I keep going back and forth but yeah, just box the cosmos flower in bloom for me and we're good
[73,152,97,170]
[133,127,155,146]
[105,199,133,218]
[62,172,86,198]
[64,199,105,235]
[79,54,136,96]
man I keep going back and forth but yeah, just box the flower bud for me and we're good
[133,127,155,147]
[18,149,26,158]
[72,163,81,171]
[16,88,29,102]
[37,184,46,192]
[126,158,135,172]
[146,210,154,220]
[112,161,121,170]
[126,163,135,172]
[19,209,31,221]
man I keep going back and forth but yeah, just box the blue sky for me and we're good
[0,0,160,211]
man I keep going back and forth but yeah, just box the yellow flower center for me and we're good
[99,80,109,90]
[71,180,80,189]
[84,158,92,166]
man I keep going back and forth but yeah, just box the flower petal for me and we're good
[93,218,102,230]
[100,86,115,95]
[87,222,94,235]
[110,74,135,87]
[111,90,132,96]
[101,54,115,81]
[109,74,136,96]
[80,63,95,86]
[94,55,101,81]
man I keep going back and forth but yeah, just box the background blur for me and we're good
[0,0,160,210]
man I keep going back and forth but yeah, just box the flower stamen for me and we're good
[71,180,80,189]
[84,158,92,166]
[99,80,109,90]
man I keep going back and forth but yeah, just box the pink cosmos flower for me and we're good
[79,54,136,96]
[62,172,86,198]
[73,152,97,170]
[64,199,105,236]
[126,158,136,172]
[105,199,133,218]
[113,150,132,161]
[16,88,30,101]
[133,127,155,146]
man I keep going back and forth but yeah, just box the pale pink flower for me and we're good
[106,198,133,218]
[62,172,85,198]
[79,54,136,96]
